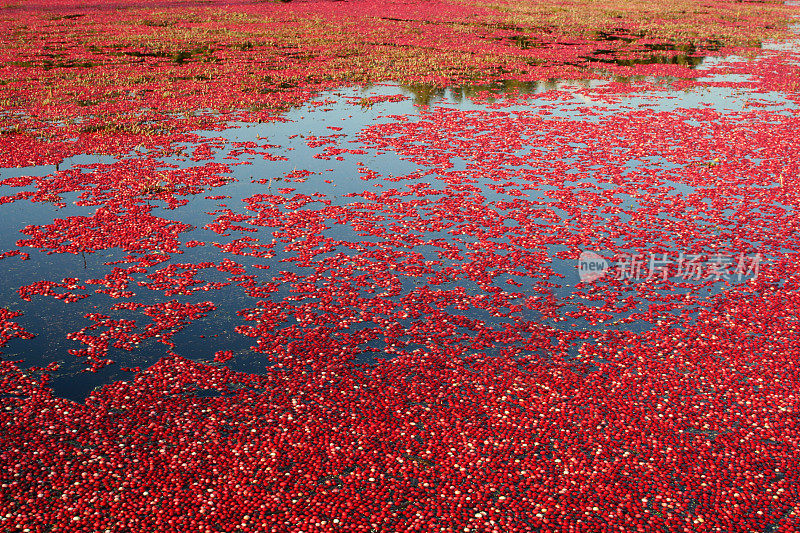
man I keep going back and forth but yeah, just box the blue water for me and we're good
[0,62,797,400]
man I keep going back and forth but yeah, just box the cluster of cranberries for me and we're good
[2,0,800,531]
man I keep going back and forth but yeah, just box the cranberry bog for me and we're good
[2,0,800,531]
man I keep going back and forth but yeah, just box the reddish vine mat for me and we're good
[2,0,800,532]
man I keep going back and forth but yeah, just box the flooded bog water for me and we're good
[1,63,799,400]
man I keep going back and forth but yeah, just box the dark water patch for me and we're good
[0,76,794,400]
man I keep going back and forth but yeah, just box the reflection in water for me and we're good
[397,79,566,106]
[585,48,705,68]
[395,48,709,107]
